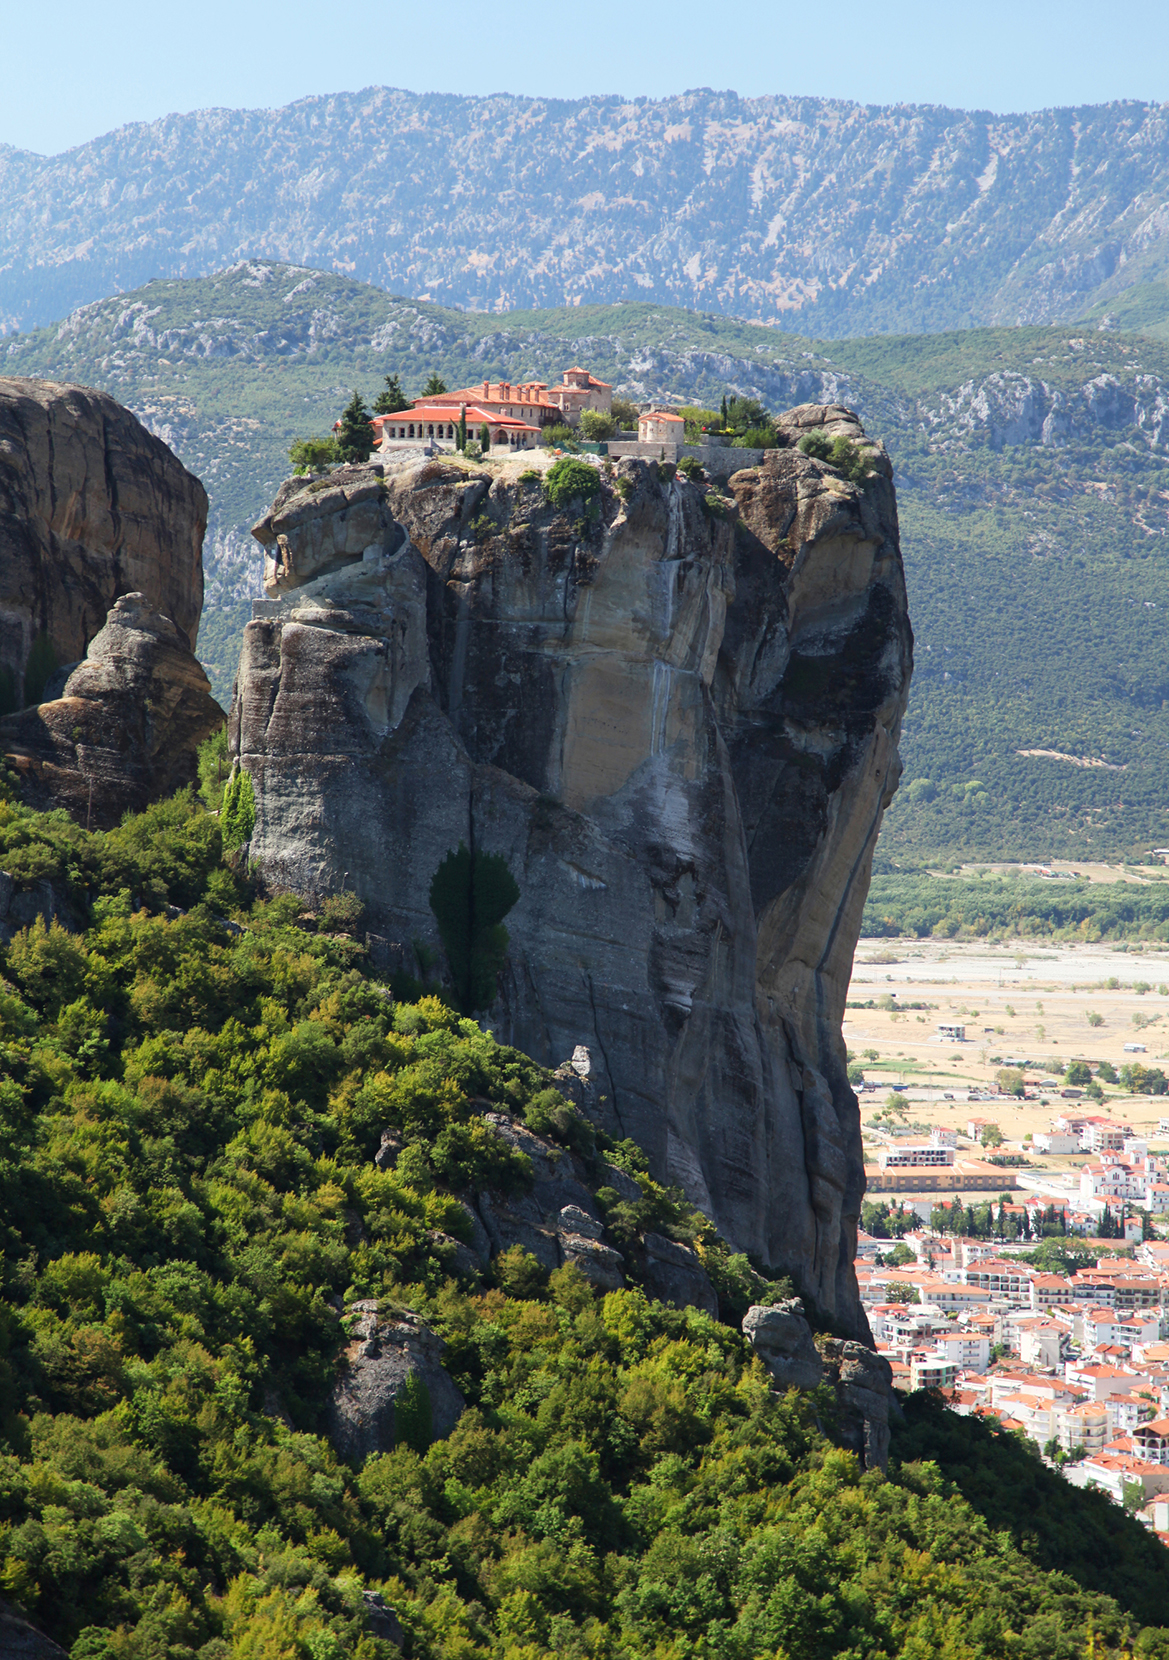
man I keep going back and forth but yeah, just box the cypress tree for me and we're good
[457,407,467,451]
[373,373,410,414]
[336,391,374,462]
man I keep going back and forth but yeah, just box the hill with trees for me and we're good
[1,773,1169,1656]
[5,89,1169,339]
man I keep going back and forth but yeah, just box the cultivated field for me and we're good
[846,936,1169,1200]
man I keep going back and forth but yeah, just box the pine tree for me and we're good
[424,373,449,396]
[336,391,374,462]
[373,374,410,415]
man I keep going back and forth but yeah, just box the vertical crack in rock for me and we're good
[232,413,912,1339]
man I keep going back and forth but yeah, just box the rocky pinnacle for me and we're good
[232,408,912,1337]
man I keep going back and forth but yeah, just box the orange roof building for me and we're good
[373,403,541,452]
[638,408,686,446]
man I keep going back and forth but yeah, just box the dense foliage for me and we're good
[1,786,1168,1655]
[862,870,1169,941]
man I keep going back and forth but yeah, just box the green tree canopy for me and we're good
[423,373,449,396]
[288,435,339,473]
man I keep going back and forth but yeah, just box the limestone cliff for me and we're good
[232,406,912,1337]
[0,376,206,709]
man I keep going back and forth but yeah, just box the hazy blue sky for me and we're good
[5,0,1169,156]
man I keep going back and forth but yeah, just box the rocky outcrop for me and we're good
[819,1335,896,1474]
[0,594,224,829]
[0,377,207,709]
[0,872,74,947]
[0,1598,69,1659]
[474,1111,627,1291]
[641,1233,718,1318]
[361,1592,404,1649]
[742,1299,895,1471]
[232,405,911,1338]
[326,1303,465,1462]
[741,1300,826,1392]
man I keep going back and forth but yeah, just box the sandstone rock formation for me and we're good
[0,377,207,709]
[742,1298,895,1471]
[233,404,911,1337]
[0,594,223,829]
[327,1303,465,1462]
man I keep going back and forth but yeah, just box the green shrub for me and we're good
[828,435,875,481]
[579,410,617,441]
[197,726,230,811]
[543,424,579,451]
[544,457,600,511]
[319,891,364,933]
[288,436,339,473]
[677,455,703,480]
[221,767,256,851]
[494,1244,550,1299]
[798,428,834,461]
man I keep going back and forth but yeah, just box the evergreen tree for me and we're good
[720,392,728,428]
[457,407,467,451]
[373,373,410,414]
[479,422,491,452]
[423,373,449,396]
[336,391,374,462]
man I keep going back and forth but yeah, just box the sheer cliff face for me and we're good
[0,376,207,698]
[233,406,912,1334]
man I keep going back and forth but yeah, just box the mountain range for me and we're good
[5,89,1169,338]
[4,258,1169,863]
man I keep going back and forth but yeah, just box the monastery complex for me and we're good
[373,366,613,451]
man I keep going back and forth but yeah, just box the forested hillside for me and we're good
[5,262,1168,862]
[4,89,1169,337]
[1,775,1168,1657]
